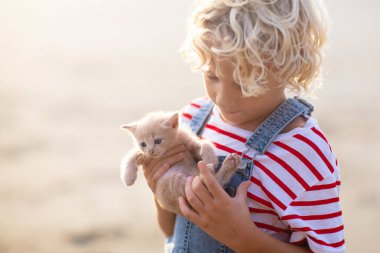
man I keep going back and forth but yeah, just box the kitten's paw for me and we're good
[200,143,218,167]
[199,163,215,184]
[215,154,241,185]
[124,175,137,186]
[206,163,215,174]
[222,153,240,172]
[121,166,138,186]
[202,154,218,167]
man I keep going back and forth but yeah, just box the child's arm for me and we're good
[178,161,310,253]
[154,198,176,238]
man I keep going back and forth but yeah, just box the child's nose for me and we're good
[216,84,237,107]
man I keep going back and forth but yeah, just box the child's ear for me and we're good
[163,112,179,128]
[120,123,137,134]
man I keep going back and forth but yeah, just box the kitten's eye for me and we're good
[140,142,147,148]
[154,138,162,145]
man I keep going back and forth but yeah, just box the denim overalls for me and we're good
[166,97,314,253]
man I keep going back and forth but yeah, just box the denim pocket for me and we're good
[216,156,253,197]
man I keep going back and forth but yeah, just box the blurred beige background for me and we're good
[0,0,379,252]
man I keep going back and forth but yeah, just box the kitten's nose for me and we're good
[148,149,154,155]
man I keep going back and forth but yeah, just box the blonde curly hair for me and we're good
[179,0,328,97]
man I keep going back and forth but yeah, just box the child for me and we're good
[142,0,345,252]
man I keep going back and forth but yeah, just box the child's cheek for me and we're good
[204,82,217,103]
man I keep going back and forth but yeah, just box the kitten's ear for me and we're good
[120,123,137,134]
[163,112,179,129]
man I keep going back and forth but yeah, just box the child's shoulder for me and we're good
[281,115,308,134]
[251,118,342,224]
[257,116,339,187]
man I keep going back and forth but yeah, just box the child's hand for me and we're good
[178,160,256,251]
[142,144,186,192]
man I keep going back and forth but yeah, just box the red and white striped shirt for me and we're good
[180,97,345,253]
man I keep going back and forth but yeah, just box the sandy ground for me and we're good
[0,0,379,252]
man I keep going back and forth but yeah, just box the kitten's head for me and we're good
[121,112,180,158]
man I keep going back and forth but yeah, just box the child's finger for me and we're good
[178,196,200,222]
[198,161,226,199]
[144,144,186,170]
[163,144,187,158]
[235,180,252,200]
[190,176,213,204]
[151,164,170,189]
[184,177,205,213]
[152,152,184,172]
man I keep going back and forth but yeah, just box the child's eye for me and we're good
[205,74,218,80]
[203,71,218,80]
[154,138,162,145]
[140,142,147,148]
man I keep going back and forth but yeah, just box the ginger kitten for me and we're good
[120,111,240,214]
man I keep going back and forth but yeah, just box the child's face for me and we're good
[202,58,286,129]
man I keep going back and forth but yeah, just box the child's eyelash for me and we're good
[204,73,218,80]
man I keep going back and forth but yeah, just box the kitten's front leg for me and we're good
[120,149,141,186]
[215,153,240,185]
[198,140,218,167]
[187,137,217,169]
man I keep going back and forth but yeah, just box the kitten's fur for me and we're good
[120,111,240,214]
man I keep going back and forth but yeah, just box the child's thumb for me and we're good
[236,180,252,199]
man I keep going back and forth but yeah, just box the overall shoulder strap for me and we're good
[189,101,214,136]
[245,97,313,154]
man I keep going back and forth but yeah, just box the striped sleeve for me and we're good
[281,176,345,252]
[251,125,345,252]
